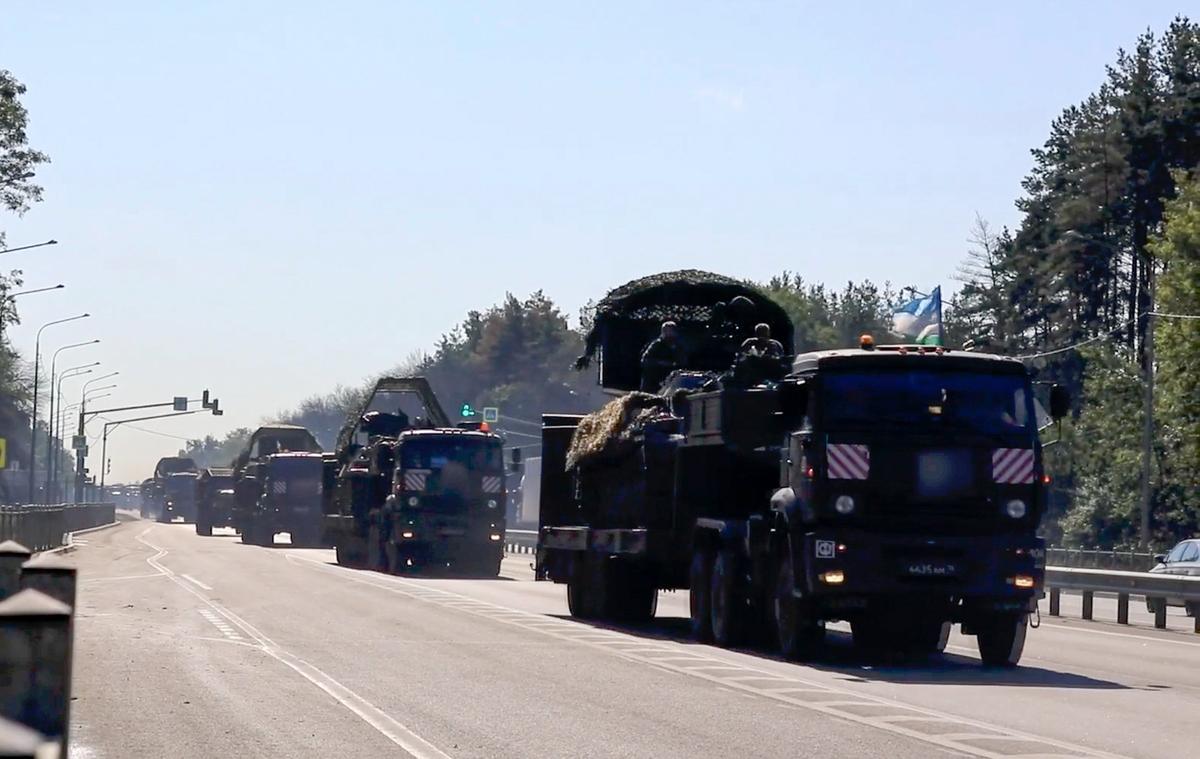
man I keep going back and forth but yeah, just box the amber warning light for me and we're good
[859,334,875,350]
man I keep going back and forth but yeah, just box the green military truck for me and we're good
[536,270,1064,667]
[145,456,200,523]
[232,425,326,547]
[195,467,236,536]
[323,377,509,575]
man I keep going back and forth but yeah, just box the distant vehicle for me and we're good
[195,467,236,536]
[1148,539,1200,616]
[232,425,326,547]
[517,456,541,526]
[145,457,200,523]
[322,377,509,575]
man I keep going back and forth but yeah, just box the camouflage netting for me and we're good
[576,270,795,390]
[565,392,669,470]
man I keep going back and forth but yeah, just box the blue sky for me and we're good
[0,2,1187,481]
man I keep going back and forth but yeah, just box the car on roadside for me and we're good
[1147,538,1200,616]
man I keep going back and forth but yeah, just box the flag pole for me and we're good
[935,286,944,345]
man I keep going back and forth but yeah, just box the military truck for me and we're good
[323,377,508,575]
[195,467,236,536]
[232,425,326,547]
[145,457,200,523]
[536,270,1063,667]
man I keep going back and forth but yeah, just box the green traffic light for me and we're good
[461,403,476,417]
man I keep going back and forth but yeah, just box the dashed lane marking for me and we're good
[286,553,1130,759]
[134,527,452,759]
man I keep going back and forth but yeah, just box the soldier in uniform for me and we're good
[739,323,785,359]
[640,321,686,392]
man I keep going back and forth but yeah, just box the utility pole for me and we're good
[1140,298,1155,549]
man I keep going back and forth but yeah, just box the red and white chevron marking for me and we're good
[402,470,429,491]
[827,444,870,480]
[481,476,502,494]
[992,448,1035,484]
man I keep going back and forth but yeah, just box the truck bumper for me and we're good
[797,529,1044,617]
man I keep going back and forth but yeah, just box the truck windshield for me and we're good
[400,438,503,471]
[822,370,1035,435]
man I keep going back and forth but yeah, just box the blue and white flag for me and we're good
[891,287,943,346]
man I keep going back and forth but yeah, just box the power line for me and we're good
[495,427,542,440]
[1015,310,1200,361]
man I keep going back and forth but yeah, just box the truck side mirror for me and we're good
[1154,553,1167,565]
[1049,384,1070,421]
[510,447,523,472]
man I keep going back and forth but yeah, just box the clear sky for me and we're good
[0,2,1188,483]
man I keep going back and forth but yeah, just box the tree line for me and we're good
[180,18,1199,549]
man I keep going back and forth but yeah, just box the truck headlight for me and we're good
[834,495,856,515]
[487,499,498,509]
[1005,499,1028,518]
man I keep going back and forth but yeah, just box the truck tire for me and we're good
[567,556,599,619]
[710,549,747,647]
[976,612,1027,668]
[195,517,212,537]
[612,566,656,623]
[367,525,386,572]
[335,536,366,568]
[689,548,714,642]
[772,544,823,660]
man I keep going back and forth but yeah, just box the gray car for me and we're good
[1147,538,1200,615]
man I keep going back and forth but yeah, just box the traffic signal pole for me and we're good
[99,410,206,490]
[73,393,221,502]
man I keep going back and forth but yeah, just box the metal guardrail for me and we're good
[1044,566,1200,633]
[0,503,116,552]
[505,529,537,556]
[1046,547,1157,572]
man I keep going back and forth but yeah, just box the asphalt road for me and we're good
[61,518,1200,758]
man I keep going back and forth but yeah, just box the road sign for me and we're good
[173,396,188,412]
[72,435,87,451]
[482,407,499,424]
[0,437,7,469]
[461,402,476,418]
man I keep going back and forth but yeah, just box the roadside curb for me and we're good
[39,520,122,556]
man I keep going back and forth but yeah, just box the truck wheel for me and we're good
[335,537,366,568]
[567,557,596,619]
[367,525,385,571]
[689,548,714,642]
[976,612,1028,668]
[710,549,747,647]
[195,517,212,537]
[241,521,256,545]
[613,567,657,623]
[772,545,823,660]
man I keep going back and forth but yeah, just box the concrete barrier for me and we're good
[0,589,73,754]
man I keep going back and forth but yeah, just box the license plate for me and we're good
[904,561,958,577]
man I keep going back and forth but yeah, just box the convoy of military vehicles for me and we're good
[132,268,1065,667]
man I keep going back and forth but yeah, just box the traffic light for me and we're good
[461,402,476,418]
[210,398,223,416]
[202,389,211,409]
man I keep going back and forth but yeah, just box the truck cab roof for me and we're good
[791,345,1028,376]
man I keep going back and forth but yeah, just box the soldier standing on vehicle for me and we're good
[641,321,686,392]
[740,323,785,359]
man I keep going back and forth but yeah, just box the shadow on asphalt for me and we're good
[316,561,517,582]
[549,613,1130,690]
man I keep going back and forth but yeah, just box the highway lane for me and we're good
[63,519,1199,758]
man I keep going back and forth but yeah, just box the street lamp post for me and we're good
[46,340,100,501]
[49,364,98,502]
[74,373,118,502]
[0,240,58,256]
[0,283,65,346]
[29,313,90,502]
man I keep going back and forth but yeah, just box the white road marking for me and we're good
[134,528,451,759]
[182,574,214,591]
[288,553,1128,759]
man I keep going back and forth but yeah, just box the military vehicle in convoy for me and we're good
[536,270,1064,667]
[143,457,201,523]
[322,377,508,575]
[232,425,326,547]
[195,467,236,536]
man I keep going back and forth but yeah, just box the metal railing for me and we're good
[0,503,116,552]
[1045,547,1157,572]
[1044,566,1200,633]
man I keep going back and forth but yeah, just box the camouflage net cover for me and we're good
[565,392,669,470]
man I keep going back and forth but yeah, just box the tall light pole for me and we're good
[46,339,100,501]
[50,363,98,501]
[30,313,90,501]
[0,283,64,338]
